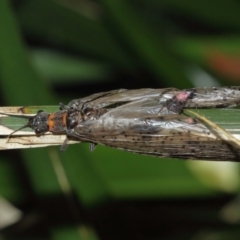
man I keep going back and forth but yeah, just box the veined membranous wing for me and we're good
[65,105,240,160]
[64,87,240,114]
[186,86,240,108]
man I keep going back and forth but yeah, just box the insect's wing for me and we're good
[68,107,240,160]
[66,89,127,110]
[67,88,180,110]
[68,87,240,110]
[186,86,240,108]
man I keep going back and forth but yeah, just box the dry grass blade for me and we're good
[185,109,240,148]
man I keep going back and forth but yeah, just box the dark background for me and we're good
[0,0,240,239]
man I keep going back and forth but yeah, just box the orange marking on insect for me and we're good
[62,112,67,126]
[48,113,57,132]
[47,112,68,132]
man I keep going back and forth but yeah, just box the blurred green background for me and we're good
[1,0,240,239]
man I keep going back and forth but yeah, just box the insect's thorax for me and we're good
[47,110,68,133]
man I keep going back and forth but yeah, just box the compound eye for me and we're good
[35,128,43,134]
[35,125,49,134]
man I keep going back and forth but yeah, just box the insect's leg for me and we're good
[89,142,97,151]
[60,137,69,151]
[59,102,67,110]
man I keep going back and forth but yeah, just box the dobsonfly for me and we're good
[5,86,240,160]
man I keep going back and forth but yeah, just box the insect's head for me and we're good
[27,110,50,134]
[1,110,50,138]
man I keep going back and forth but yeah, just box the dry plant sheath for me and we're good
[1,86,240,161]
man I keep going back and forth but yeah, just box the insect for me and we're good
[7,87,240,160]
